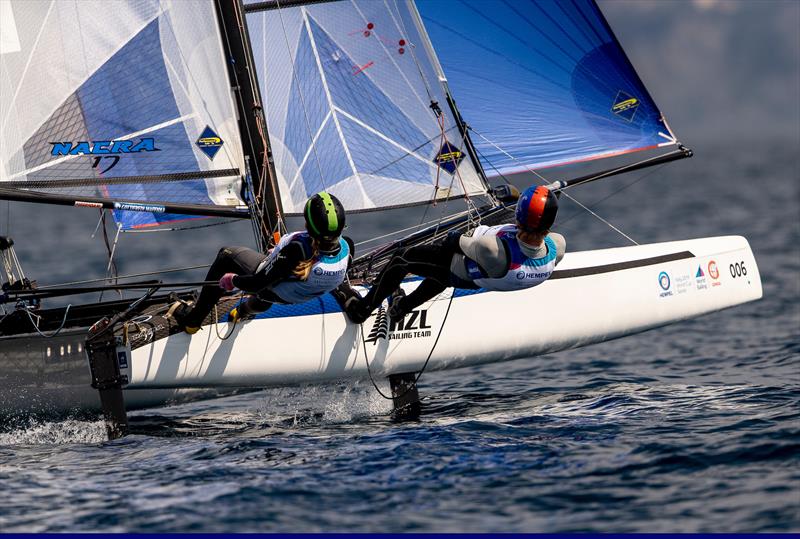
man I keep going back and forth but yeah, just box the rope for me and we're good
[25,304,72,338]
[359,287,455,402]
[212,294,242,341]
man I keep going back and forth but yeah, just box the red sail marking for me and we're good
[352,61,374,75]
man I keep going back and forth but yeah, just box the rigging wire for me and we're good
[38,264,211,289]
[469,127,640,246]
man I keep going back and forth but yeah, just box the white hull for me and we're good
[121,235,762,391]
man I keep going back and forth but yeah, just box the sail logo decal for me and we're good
[196,126,224,160]
[50,138,159,173]
[658,271,673,297]
[114,202,166,213]
[364,306,433,344]
[612,91,639,122]
[50,138,159,156]
[434,141,464,174]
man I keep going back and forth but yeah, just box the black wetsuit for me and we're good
[182,237,353,327]
[342,237,471,322]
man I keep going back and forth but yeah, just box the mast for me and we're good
[215,0,284,249]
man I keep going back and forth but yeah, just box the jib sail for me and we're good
[244,0,487,215]
[417,0,683,178]
[0,0,248,229]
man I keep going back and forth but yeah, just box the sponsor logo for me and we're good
[708,260,719,279]
[114,202,166,213]
[708,260,722,287]
[196,126,224,160]
[74,201,104,209]
[364,305,433,344]
[674,273,692,294]
[117,351,128,369]
[695,265,708,290]
[313,267,347,277]
[516,270,526,280]
[658,271,673,297]
[50,138,158,156]
[50,137,159,173]
[433,141,464,175]
[612,90,639,122]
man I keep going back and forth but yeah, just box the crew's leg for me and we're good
[362,244,452,311]
[182,246,265,327]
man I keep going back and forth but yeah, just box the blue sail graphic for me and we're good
[417,0,678,177]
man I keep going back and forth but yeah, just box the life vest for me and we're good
[463,224,557,292]
[261,231,350,304]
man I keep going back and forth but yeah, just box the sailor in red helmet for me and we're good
[337,185,565,323]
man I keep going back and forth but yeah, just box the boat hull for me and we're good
[122,235,762,389]
[0,236,762,419]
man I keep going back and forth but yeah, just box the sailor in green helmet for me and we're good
[175,192,352,334]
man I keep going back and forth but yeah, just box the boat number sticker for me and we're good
[729,261,747,279]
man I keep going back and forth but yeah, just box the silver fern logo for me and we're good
[364,305,388,345]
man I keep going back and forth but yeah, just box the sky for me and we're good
[598,0,799,145]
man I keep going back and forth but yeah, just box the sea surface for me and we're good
[0,141,798,532]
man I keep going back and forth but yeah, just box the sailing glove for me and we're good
[219,273,237,291]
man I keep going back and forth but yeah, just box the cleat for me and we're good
[228,307,240,323]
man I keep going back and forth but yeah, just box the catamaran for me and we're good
[0,0,762,437]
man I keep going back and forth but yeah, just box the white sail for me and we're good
[246,0,487,214]
[0,0,246,228]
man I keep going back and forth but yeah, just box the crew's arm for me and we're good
[232,240,308,292]
[458,234,509,278]
[548,232,566,265]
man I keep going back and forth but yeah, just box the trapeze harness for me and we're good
[257,231,350,304]
[462,224,557,292]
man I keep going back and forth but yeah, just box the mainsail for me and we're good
[0,0,248,229]
[244,0,487,215]
[417,0,682,178]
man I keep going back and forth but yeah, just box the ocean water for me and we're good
[0,141,798,532]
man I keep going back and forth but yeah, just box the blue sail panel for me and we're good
[417,0,678,177]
